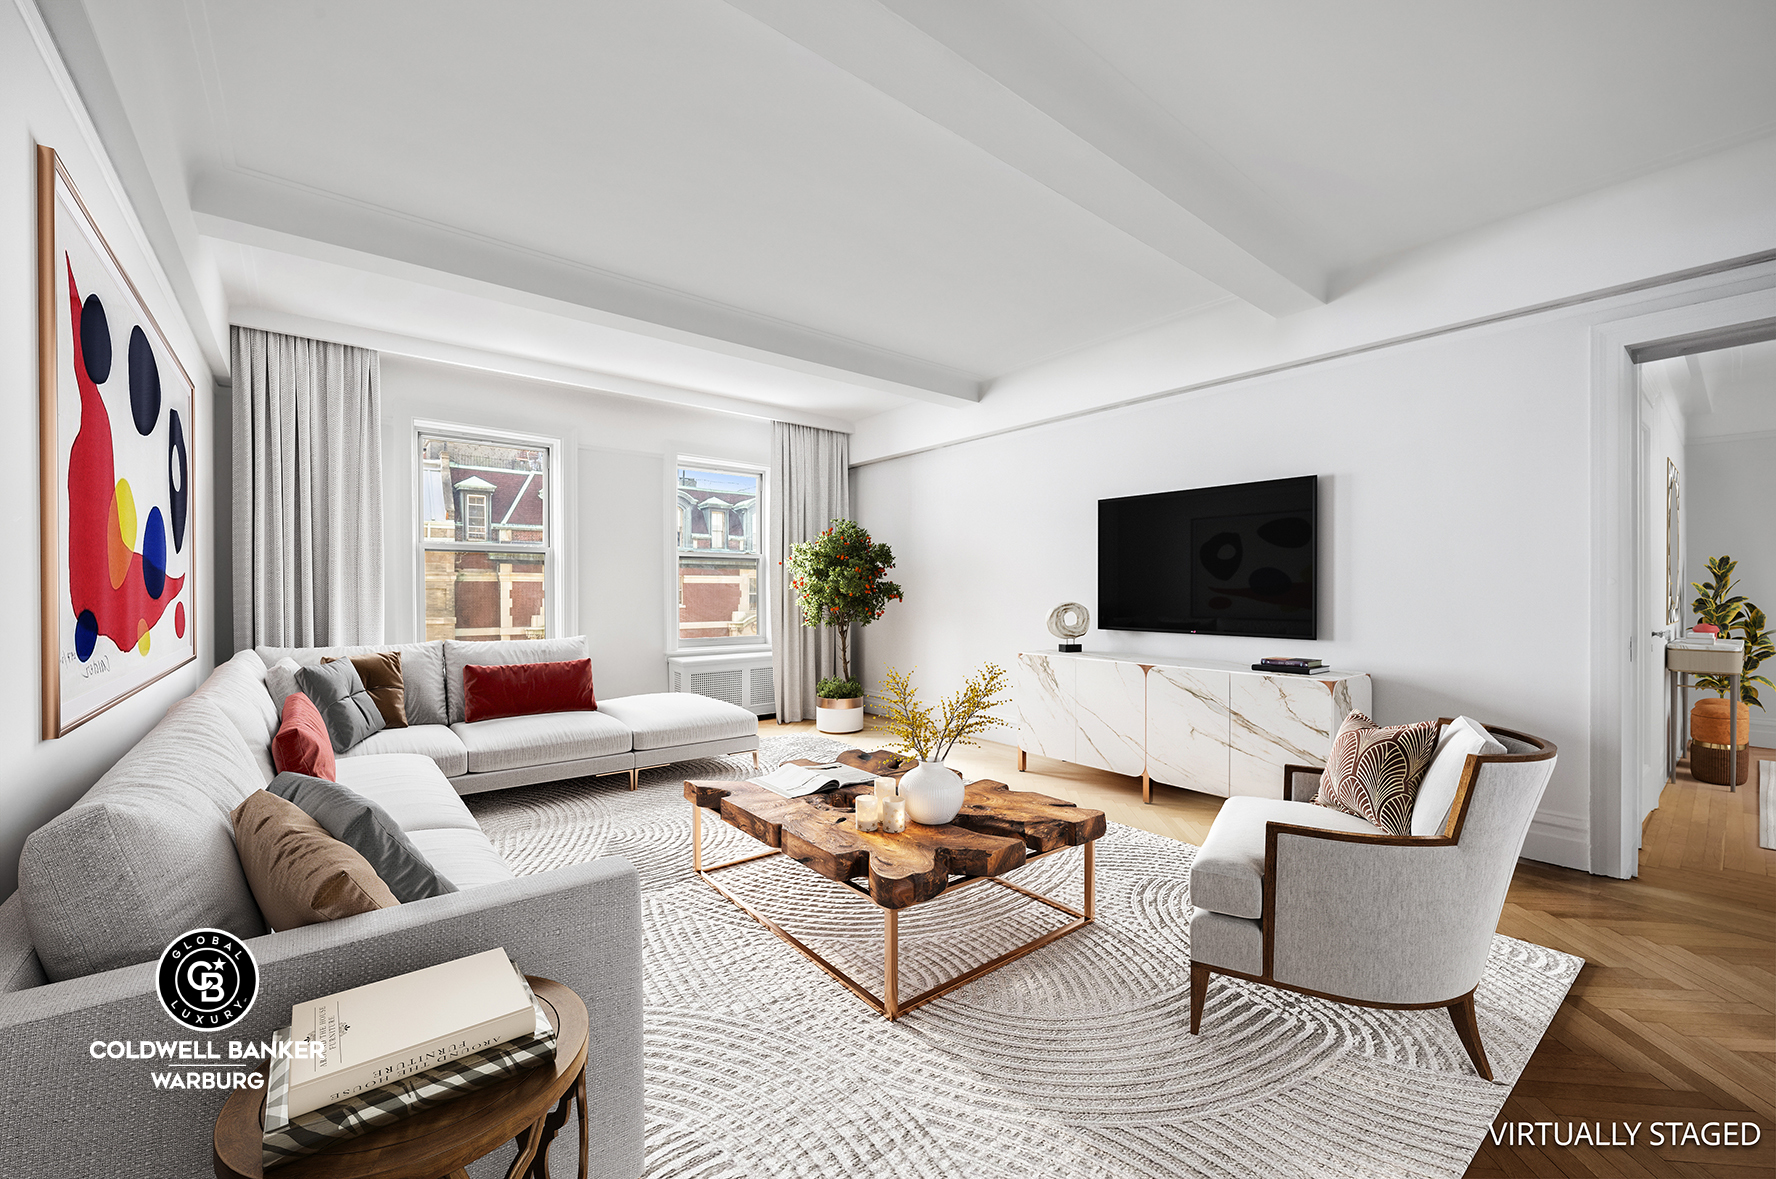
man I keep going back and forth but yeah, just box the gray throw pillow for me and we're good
[267,772,457,903]
[295,659,388,753]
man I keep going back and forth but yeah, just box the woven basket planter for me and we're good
[1689,740,1751,786]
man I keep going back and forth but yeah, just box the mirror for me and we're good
[1666,459,1682,627]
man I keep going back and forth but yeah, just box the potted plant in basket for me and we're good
[875,663,1011,824]
[786,520,903,733]
[1688,555,1773,785]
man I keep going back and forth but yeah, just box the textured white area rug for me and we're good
[467,735,1581,1179]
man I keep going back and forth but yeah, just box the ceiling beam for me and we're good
[190,170,982,407]
[724,0,1327,316]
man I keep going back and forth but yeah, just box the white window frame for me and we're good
[414,421,564,642]
[670,455,768,653]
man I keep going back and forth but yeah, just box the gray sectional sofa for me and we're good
[258,634,761,792]
[0,637,758,1178]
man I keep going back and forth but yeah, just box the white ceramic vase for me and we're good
[899,759,965,825]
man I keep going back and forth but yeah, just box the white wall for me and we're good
[1686,432,1776,748]
[376,356,772,700]
[853,272,1776,873]
[0,2,219,895]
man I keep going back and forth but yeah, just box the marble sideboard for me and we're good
[1014,651,1372,802]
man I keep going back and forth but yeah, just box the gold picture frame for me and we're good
[38,144,197,738]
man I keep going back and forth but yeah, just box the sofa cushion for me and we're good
[464,657,596,723]
[295,659,387,753]
[451,711,632,774]
[20,698,269,981]
[265,657,302,713]
[1411,716,1507,837]
[257,642,447,727]
[444,637,589,725]
[199,651,279,782]
[334,754,482,832]
[230,790,398,931]
[339,724,469,778]
[324,650,407,729]
[1192,797,1384,920]
[268,772,457,903]
[406,828,516,889]
[594,693,758,752]
[1315,712,1438,836]
[273,693,337,781]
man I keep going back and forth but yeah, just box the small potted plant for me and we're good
[814,677,865,734]
[1688,555,1773,785]
[875,663,1011,824]
[786,520,902,733]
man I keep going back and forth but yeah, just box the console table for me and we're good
[1014,651,1371,802]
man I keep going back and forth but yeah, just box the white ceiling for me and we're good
[65,0,1776,422]
[1644,336,1776,439]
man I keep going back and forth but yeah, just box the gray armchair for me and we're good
[1187,721,1557,1080]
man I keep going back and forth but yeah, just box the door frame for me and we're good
[1589,279,1776,878]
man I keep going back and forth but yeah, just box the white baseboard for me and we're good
[1520,809,1589,871]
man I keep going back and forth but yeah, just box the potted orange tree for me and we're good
[1688,555,1772,785]
[786,520,902,733]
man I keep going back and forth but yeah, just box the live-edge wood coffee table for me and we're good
[213,976,588,1179]
[685,755,1106,1020]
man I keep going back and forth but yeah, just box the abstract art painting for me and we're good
[38,145,195,738]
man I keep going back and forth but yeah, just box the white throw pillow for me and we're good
[1409,716,1507,837]
[265,657,303,713]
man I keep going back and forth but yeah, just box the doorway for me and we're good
[1630,331,1776,862]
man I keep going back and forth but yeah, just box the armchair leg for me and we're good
[1188,962,1209,1034]
[1446,991,1493,1081]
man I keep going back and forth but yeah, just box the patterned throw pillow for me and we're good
[1315,712,1439,836]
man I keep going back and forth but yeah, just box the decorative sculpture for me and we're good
[1047,602,1089,652]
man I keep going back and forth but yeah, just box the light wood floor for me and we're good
[774,720,1776,1177]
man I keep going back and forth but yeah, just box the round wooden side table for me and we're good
[213,976,590,1179]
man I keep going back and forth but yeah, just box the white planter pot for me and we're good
[816,698,864,733]
[900,760,965,825]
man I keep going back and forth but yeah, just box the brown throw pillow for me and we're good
[323,651,406,729]
[1315,712,1439,836]
[230,790,399,931]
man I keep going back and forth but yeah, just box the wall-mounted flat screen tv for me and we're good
[1099,475,1318,639]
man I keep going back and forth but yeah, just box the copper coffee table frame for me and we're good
[689,801,1096,1020]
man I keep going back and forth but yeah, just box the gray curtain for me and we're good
[231,326,384,650]
[770,422,850,722]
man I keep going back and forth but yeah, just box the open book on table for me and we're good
[752,762,878,798]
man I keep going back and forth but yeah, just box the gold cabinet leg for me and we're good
[1142,771,1151,804]
[883,908,900,1020]
[1017,748,1027,772]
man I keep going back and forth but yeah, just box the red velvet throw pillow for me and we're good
[463,658,596,724]
[272,692,338,781]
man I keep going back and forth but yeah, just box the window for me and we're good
[418,429,556,641]
[676,460,764,647]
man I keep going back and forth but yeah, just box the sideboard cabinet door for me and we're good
[1015,652,1075,763]
[1073,659,1146,777]
[1227,674,1365,797]
[1145,666,1232,796]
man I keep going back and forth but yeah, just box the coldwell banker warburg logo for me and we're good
[155,928,258,1030]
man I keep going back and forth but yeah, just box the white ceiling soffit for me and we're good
[725,0,1327,315]
[211,238,906,429]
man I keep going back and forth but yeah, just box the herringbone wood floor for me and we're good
[776,719,1775,1177]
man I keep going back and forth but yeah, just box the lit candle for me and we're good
[854,795,879,832]
[874,776,900,802]
[880,795,907,833]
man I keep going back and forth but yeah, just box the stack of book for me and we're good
[1252,657,1331,676]
[261,948,557,1168]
